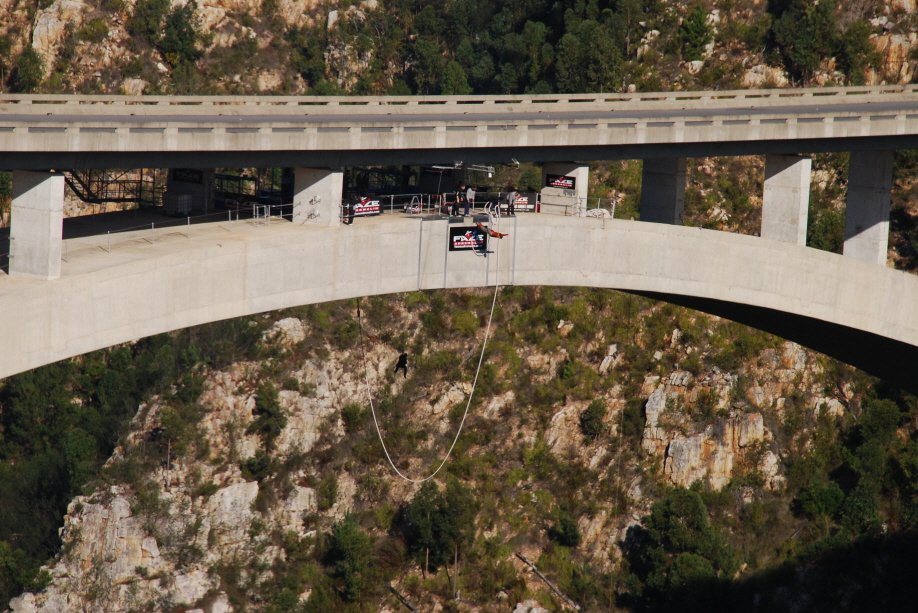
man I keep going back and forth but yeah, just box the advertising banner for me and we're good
[498,193,535,212]
[173,169,204,184]
[449,226,488,251]
[352,198,382,216]
[546,174,576,190]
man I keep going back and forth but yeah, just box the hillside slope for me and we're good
[4,287,917,612]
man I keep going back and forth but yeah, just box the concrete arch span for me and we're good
[1,215,916,392]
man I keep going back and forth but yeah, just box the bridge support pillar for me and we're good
[843,151,893,265]
[640,158,686,224]
[761,154,811,245]
[293,168,343,226]
[9,170,64,280]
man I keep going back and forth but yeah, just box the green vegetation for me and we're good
[767,0,882,85]
[11,47,43,93]
[579,399,607,441]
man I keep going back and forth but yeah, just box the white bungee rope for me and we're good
[358,208,503,483]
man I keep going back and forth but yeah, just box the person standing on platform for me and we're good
[465,185,475,216]
[453,184,466,216]
[506,186,519,216]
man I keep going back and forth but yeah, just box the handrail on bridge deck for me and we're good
[3,84,918,109]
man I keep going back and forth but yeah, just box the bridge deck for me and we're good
[5,86,918,168]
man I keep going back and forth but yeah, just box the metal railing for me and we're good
[3,84,918,109]
[57,209,278,262]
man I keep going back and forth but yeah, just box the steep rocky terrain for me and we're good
[5,287,910,613]
[0,0,917,96]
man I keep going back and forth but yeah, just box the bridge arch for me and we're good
[1,215,916,392]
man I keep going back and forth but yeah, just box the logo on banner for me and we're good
[449,226,487,251]
[353,198,381,216]
[546,174,576,190]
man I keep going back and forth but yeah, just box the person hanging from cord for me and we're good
[394,352,409,378]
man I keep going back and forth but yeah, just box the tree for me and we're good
[441,61,471,95]
[406,481,440,575]
[11,47,43,93]
[798,481,844,519]
[326,515,372,603]
[410,38,444,94]
[679,5,712,62]
[127,0,170,46]
[159,0,203,67]
[625,488,737,604]
[837,21,881,85]
[769,0,839,83]
[404,478,477,584]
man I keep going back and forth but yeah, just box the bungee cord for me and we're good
[357,209,504,483]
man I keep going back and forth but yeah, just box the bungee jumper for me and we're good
[477,222,508,239]
[394,352,409,378]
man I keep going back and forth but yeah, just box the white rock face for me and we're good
[742,64,789,88]
[31,0,88,72]
[686,59,704,75]
[206,481,259,544]
[663,413,768,490]
[121,77,146,96]
[513,600,550,613]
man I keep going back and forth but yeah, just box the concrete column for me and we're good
[761,154,811,245]
[9,170,64,280]
[843,151,893,265]
[640,158,687,224]
[293,168,343,226]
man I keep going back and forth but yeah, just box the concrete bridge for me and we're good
[2,86,918,388]
[1,213,917,392]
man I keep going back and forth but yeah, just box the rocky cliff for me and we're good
[1,0,918,96]
[5,289,846,613]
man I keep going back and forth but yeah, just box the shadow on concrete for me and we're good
[0,225,8,275]
[61,207,251,240]
[630,290,918,395]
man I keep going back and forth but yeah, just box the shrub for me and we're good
[579,399,607,441]
[247,382,286,449]
[78,19,109,44]
[341,403,367,435]
[549,512,582,548]
[451,310,479,336]
[798,481,844,519]
[241,449,273,482]
[127,0,170,45]
[317,473,338,511]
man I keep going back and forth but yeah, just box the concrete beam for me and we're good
[843,151,893,265]
[640,158,687,224]
[9,170,64,280]
[761,154,811,245]
[292,168,343,227]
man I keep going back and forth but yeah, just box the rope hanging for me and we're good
[358,209,504,483]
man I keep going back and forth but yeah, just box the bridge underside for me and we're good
[4,135,918,170]
[632,291,918,394]
[1,215,917,395]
